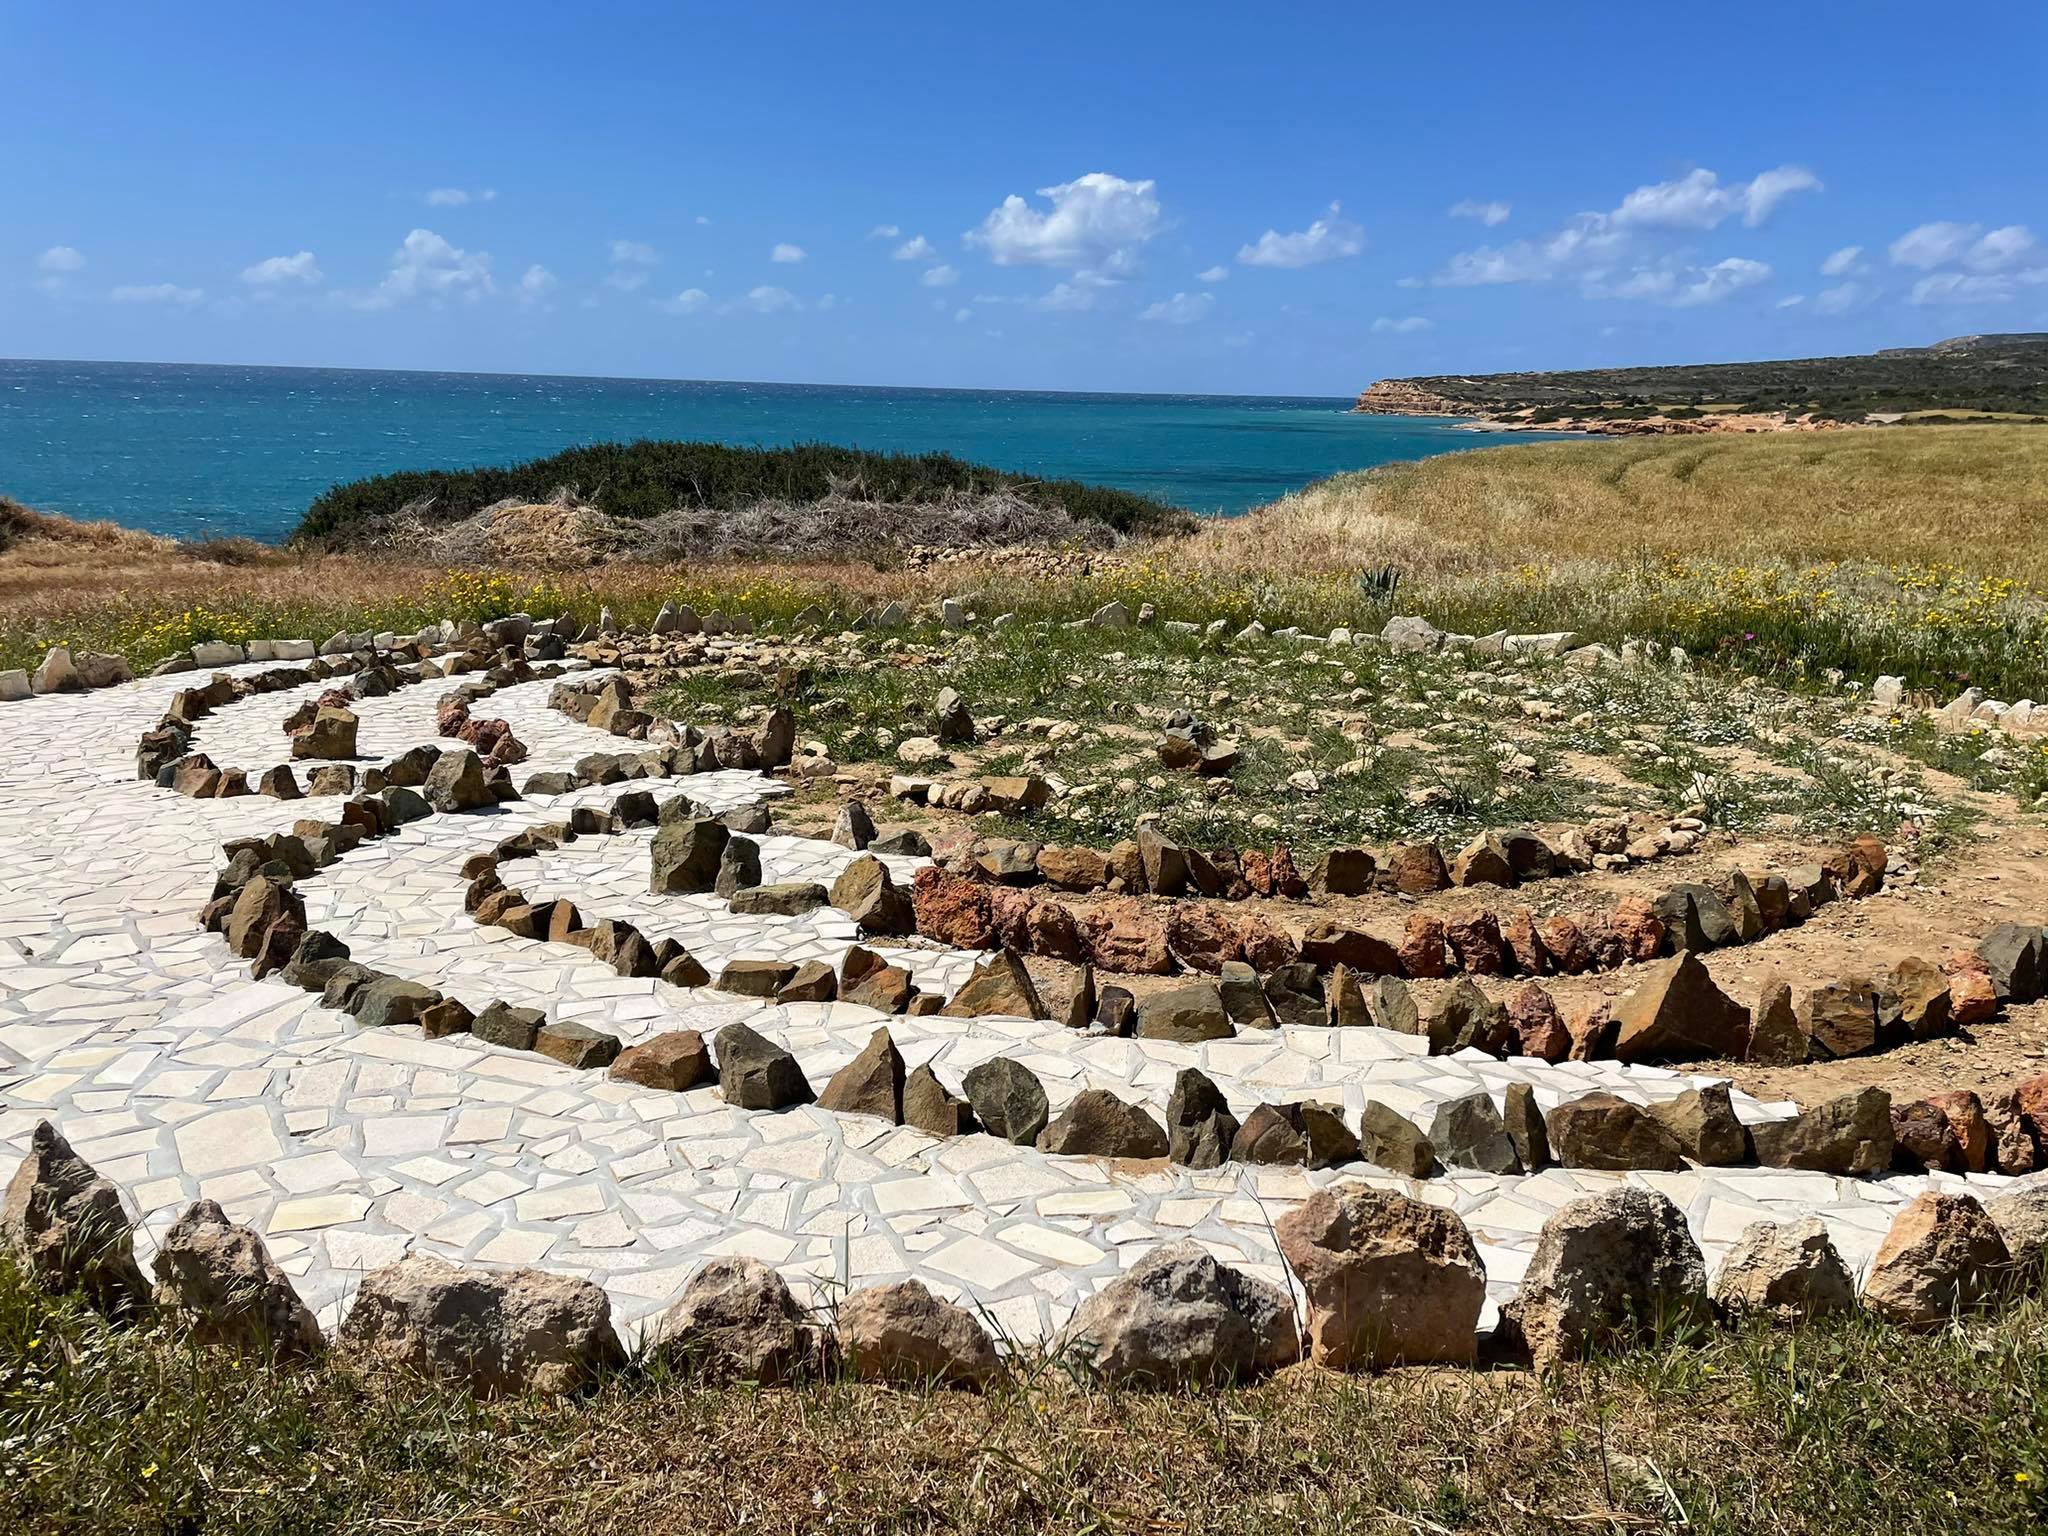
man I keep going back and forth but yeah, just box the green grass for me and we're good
[291,439,1194,547]
[653,620,1982,853]
[4,1255,2045,1534]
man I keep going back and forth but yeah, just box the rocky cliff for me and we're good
[1350,380,1484,417]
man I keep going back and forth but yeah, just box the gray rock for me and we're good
[651,1256,830,1383]
[1036,1089,1168,1159]
[1,1120,150,1319]
[714,835,762,899]
[1217,960,1273,1028]
[1502,1082,1551,1173]
[1500,1188,1709,1370]
[1357,1101,1435,1177]
[338,1253,623,1395]
[1545,1092,1687,1171]
[1135,980,1232,1042]
[471,1001,545,1051]
[1750,1087,1892,1174]
[151,1199,322,1354]
[832,799,877,849]
[1164,1068,1240,1169]
[1977,921,2047,1003]
[1429,1091,1520,1173]
[650,817,730,895]
[423,748,493,812]
[728,881,829,917]
[1711,1217,1855,1325]
[714,1022,815,1109]
[1056,1241,1299,1385]
[1985,1187,2048,1275]
[961,1057,1048,1145]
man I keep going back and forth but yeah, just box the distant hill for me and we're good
[1354,333,2048,428]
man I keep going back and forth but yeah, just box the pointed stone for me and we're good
[817,1028,904,1123]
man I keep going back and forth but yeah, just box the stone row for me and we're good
[135,633,565,799]
[285,788,2048,1187]
[12,1117,2046,1396]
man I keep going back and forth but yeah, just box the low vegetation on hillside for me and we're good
[291,440,1195,549]
[1366,332,2048,421]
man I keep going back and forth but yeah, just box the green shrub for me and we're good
[291,440,1192,546]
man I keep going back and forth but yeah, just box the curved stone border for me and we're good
[193,749,2048,1189]
[14,1117,2046,1396]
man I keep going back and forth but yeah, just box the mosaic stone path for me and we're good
[0,660,2029,1346]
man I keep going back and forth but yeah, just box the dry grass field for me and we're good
[1186,425,2048,582]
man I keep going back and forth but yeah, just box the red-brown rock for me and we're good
[912,867,994,950]
[1444,912,1506,976]
[1166,905,1241,973]
[1507,982,1570,1062]
[1399,913,1448,979]
[1081,897,1174,975]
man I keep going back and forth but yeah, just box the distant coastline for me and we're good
[0,358,1571,542]
[1352,332,2048,437]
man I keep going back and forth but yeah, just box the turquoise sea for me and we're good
[0,358,1559,543]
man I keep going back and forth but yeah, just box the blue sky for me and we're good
[5,2,2044,395]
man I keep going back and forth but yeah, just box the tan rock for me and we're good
[1275,1187,1484,1368]
[1861,1192,2009,1330]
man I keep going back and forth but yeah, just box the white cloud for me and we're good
[1449,199,1510,226]
[1777,294,1806,308]
[240,251,321,286]
[868,224,900,240]
[816,292,838,311]
[744,284,801,313]
[694,215,713,226]
[110,282,204,306]
[1139,290,1213,324]
[1967,224,2037,271]
[954,307,971,322]
[1814,281,1866,314]
[1238,202,1365,268]
[1611,165,1821,230]
[1197,264,1229,283]
[1427,165,1812,292]
[1820,245,1864,277]
[1910,267,2048,306]
[425,187,495,206]
[1583,256,1771,307]
[603,270,649,293]
[964,172,1164,272]
[610,239,657,266]
[1891,222,2042,302]
[38,245,85,273]
[1371,314,1433,334]
[920,263,959,288]
[518,265,557,301]
[770,243,806,264]
[893,235,936,262]
[353,228,493,309]
[1890,221,1977,269]
[1037,281,1101,313]
[659,287,710,314]
[1671,256,1771,306]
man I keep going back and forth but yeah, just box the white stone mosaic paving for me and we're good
[1,660,2038,1347]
